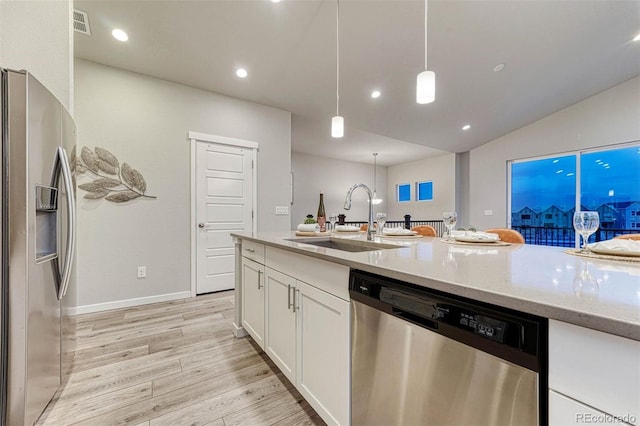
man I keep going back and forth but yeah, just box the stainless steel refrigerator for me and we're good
[0,69,76,425]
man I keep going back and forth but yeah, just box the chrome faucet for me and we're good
[344,183,375,241]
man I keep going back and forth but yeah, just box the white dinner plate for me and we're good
[382,233,421,238]
[383,231,418,236]
[453,235,500,243]
[588,246,640,257]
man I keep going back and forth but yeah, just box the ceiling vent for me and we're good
[73,9,91,35]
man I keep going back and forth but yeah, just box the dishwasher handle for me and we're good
[392,308,439,331]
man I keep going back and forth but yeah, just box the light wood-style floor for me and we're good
[37,291,325,426]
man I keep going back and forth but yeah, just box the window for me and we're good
[416,181,433,201]
[397,184,411,202]
[509,143,640,247]
[522,214,531,219]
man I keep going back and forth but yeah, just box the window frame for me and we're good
[396,183,411,202]
[507,141,639,246]
[416,180,434,202]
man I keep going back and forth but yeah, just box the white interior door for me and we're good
[196,141,254,294]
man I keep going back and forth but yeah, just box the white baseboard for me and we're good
[63,291,192,316]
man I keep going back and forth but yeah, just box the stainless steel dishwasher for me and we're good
[350,270,547,426]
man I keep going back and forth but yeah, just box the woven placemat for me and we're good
[564,248,640,263]
[440,239,510,247]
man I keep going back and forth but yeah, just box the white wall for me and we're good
[469,76,640,230]
[291,152,388,226]
[74,59,291,311]
[0,0,73,113]
[386,154,456,222]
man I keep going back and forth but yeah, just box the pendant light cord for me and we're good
[336,0,340,116]
[424,0,428,71]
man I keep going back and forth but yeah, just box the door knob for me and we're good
[198,223,205,228]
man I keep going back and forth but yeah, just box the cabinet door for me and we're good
[241,257,265,349]
[264,268,297,383]
[297,281,350,426]
[549,390,625,425]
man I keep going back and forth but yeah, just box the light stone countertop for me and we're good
[232,231,640,341]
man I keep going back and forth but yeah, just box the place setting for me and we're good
[565,211,640,262]
[439,212,511,246]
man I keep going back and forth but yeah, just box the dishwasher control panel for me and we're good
[350,270,542,355]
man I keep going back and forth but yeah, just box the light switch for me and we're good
[275,206,289,215]
[484,210,493,216]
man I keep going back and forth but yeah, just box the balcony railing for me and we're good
[513,226,636,247]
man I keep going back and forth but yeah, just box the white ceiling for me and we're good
[74,0,640,166]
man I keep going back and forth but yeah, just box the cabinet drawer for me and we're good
[266,246,349,301]
[549,320,640,423]
[241,240,265,264]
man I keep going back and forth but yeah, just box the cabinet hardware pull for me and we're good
[295,288,300,312]
[257,270,263,289]
[287,284,292,310]
[244,248,255,253]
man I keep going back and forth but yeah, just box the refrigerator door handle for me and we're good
[52,146,76,300]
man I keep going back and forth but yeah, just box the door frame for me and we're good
[187,131,259,297]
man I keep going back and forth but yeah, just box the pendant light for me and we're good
[331,0,344,138]
[372,153,382,205]
[416,0,435,104]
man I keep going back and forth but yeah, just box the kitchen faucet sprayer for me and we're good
[344,184,375,241]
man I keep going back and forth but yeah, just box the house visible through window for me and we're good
[509,143,640,247]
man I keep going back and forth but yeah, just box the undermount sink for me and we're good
[287,238,398,252]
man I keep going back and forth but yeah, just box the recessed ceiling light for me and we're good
[271,0,281,2]
[633,32,640,42]
[235,68,248,78]
[371,90,381,99]
[462,124,471,131]
[112,29,128,42]
[556,170,564,174]
[493,63,505,72]
[552,159,559,163]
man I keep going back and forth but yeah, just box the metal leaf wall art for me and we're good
[75,146,157,203]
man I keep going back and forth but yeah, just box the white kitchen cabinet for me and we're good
[241,257,265,349]
[549,390,629,425]
[262,246,350,426]
[296,280,350,426]
[549,320,639,425]
[264,267,297,383]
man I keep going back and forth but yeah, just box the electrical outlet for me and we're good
[137,266,147,278]
[484,210,493,216]
[275,206,289,215]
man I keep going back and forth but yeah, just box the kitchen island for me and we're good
[231,231,640,426]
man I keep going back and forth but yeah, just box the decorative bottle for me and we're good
[317,193,326,232]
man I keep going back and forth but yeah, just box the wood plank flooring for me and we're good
[37,291,325,426]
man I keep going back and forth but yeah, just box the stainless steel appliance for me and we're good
[350,270,547,426]
[0,69,76,426]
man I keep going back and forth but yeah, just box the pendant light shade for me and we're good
[416,70,435,104]
[331,0,344,138]
[416,0,435,104]
[331,116,344,138]
[372,153,382,205]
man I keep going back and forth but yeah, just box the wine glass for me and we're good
[376,212,387,235]
[573,211,599,252]
[443,212,457,241]
[573,262,599,299]
[329,213,338,233]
